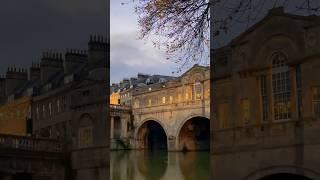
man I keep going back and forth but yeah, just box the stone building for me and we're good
[0,34,109,180]
[0,96,31,136]
[31,35,108,143]
[110,91,120,105]
[0,65,41,136]
[211,7,320,180]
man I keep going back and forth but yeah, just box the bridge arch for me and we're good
[176,115,210,151]
[244,166,320,180]
[135,119,168,150]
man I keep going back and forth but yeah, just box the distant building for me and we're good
[110,91,120,105]
[0,96,31,136]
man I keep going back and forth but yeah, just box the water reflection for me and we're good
[110,150,209,180]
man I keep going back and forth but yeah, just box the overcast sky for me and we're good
[110,0,181,84]
[0,0,107,75]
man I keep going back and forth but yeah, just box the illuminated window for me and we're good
[194,80,202,100]
[241,99,250,124]
[218,103,229,129]
[185,93,189,101]
[178,94,182,102]
[312,87,320,116]
[78,126,93,148]
[169,96,173,103]
[148,99,152,106]
[272,52,291,121]
[162,97,166,104]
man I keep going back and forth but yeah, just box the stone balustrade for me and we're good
[0,134,63,152]
[110,104,131,111]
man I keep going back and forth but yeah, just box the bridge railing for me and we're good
[110,104,131,111]
[0,134,63,153]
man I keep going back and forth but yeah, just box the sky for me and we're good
[110,0,180,84]
[0,0,107,75]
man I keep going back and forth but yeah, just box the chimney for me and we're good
[5,67,28,96]
[0,75,6,103]
[40,50,63,84]
[64,49,88,74]
[87,34,108,71]
[29,62,40,81]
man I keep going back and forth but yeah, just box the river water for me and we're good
[110,150,210,180]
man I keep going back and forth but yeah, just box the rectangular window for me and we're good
[43,105,46,118]
[194,81,202,100]
[148,99,152,106]
[218,103,229,129]
[169,96,173,104]
[162,97,166,104]
[78,126,93,148]
[241,99,250,125]
[260,75,269,121]
[36,106,39,120]
[49,103,52,116]
[312,87,320,116]
[272,71,291,120]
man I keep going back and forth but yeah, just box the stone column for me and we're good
[110,116,114,139]
[167,135,177,151]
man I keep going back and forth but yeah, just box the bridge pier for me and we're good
[168,136,178,151]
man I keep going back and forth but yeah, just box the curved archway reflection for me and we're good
[136,151,168,180]
[178,152,210,180]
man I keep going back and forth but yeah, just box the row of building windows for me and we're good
[217,52,319,129]
[0,109,29,121]
[134,87,210,108]
[35,97,67,121]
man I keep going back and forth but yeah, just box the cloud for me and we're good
[46,0,107,16]
[110,31,178,83]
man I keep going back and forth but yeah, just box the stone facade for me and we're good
[211,7,320,180]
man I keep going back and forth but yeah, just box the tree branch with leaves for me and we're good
[124,0,320,72]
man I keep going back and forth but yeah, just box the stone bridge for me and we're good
[133,99,210,151]
[0,134,66,180]
[111,65,210,151]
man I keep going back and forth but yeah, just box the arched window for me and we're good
[194,80,202,100]
[272,52,291,121]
